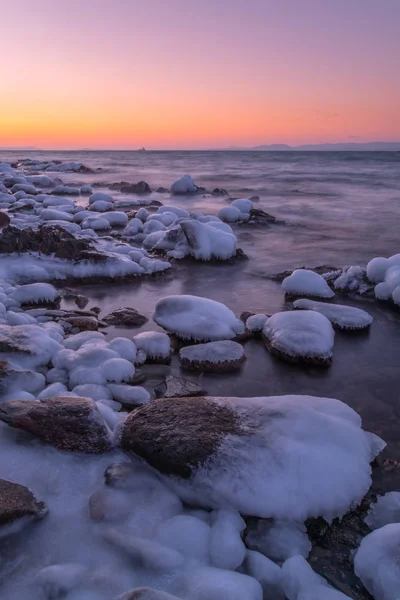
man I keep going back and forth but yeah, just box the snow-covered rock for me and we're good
[354,524,400,600]
[171,175,197,195]
[365,492,400,530]
[218,206,243,223]
[281,555,349,600]
[244,551,284,599]
[282,270,335,299]
[154,295,244,341]
[246,314,269,333]
[231,198,253,213]
[183,566,263,600]
[107,384,150,407]
[245,520,311,561]
[11,283,60,306]
[180,340,245,372]
[120,395,385,522]
[102,211,129,227]
[263,310,335,365]
[88,192,113,205]
[180,219,237,261]
[293,299,373,330]
[133,331,171,361]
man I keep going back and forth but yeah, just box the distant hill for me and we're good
[0,146,39,151]
[250,142,400,151]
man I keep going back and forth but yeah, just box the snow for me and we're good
[101,358,135,383]
[367,257,391,283]
[158,206,190,219]
[245,551,284,599]
[72,383,112,401]
[180,219,237,261]
[184,567,263,600]
[164,395,384,522]
[40,208,74,222]
[107,384,150,406]
[209,510,246,570]
[263,311,335,362]
[231,198,253,213]
[247,520,311,561]
[82,217,111,230]
[281,556,349,600]
[180,340,244,365]
[69,366,106,388]
[133,331,171,360]
[171,175,197,195]
[156,515,211,562]
[334,265,368,293]
[63,331,106,351]
[282,270,335,299]
[293,299,373,330]
[218,206,243,223]
[103,212,129,227]
[107,338,137,362]
[246,314,269,332]
[365,492,400,530]
[154,295,244,341]
[89,200,114,212]
[38,382,69,399]
[89,192,114,205]
[0,324,63,370]
[11,283,60,305]
[354,524,400,600]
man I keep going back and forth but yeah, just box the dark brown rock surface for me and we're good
[0,478,48,526]
[103,307,148,327]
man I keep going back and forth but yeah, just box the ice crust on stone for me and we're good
[365,492,400,530]
[10,283,60,305]
[282,269,335,299]
[281,556,350,600]
[366,253,400,305]
[154,295,244,341]
[246,314,269,332]
[170,175,197,195]
[293,299,373,330]
[133,331,171,360]
[354,524,400,600]
[180,340,244,365]
[263,310,335,362]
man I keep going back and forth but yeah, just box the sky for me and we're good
[1,0,399,149]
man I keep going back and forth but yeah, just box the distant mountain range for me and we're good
[224,142,400,151]
[0,146,39,151]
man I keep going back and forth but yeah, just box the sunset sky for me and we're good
[1,0,399,149]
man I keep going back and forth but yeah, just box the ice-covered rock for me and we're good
[103,211,129,227]
[88,192,114,205]
[263,310,334,365]
[107,384,150,408]
[218,206,243,223]
[0,477,47,526]
[244,551,284,599]
[117,588,182,600]
[180,219,237,261]
[334,265,369,294]
[0,323,62,369]
[281,555,349,599]
[293,299,373,331]
[171,175,197,195]
[133,331,171,362]
[354,524,400,600]
[40,208,74,222]
[246,314,269,333]
[180,340,245,372]
[282,269,335,299]
[101,358,135,383]
[120,395,384,521]
[11,283,60,306]
[182,566,263,600]
[245,519,311,561]
[154,295,244,341]
[0,396,111,453]
[365,492,400,530]
[35,564,87,600]
[107,338,137,362]
[231,198,253,213]
[209,509,246,569]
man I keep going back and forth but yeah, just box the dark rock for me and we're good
[0,211,11,228]
[0,478,48,526]
[0,224,106,262]
[249,208,284,225]
[109,181,131,191]
[120,397,241,478]
[74,295,89,309]
[0,324,38,354]
[149,199,163,207]
[116,587,182,600]
[65,316,98,331]
[0,396,111,453]
[154,375,206,398]
[240,311,256,323]
[120,181,152,195]
[90,306,101,315]
[103,307,148,327]
[156,187,169,194]
[235,248,249,260]
[211,188,228,196]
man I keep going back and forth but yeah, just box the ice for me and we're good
[281,556,349,600]
[209,510,246,570]
[11,183,37,195]
[89,192,114,205]
[0,324,63,370]
[155,515,211,562]
[63,331,106,351]
[180,340,244,365]
[180,219,237,261]
[82,217,111,230]
[158,206,190,219]
[40,209,75,223]
[263,311,335,362]
[11,283,60,305]
[46,367,69,385]
[218,206,243,223]
[148,212,178,227]
[6,311,39,326]
[365,492,400,529]
[367,257,391,282]
[89,200,114,212]
[354,524,400,600]
[103,212,129,227]
[334,265,368,293]
[282,269,335,299]
[136,208,150,221]
[154,295,244,341]
[170,175,197,195]
[101,358,135,383]
[231,198,253,213]
[123,218,143,236]
[72,383,112,401]
[38,382,69,399]
[80,185,93,194]
[35,563,87,598]
[53,185,80,195]
[69,367,107,388]
[246,314,269,332]
[183,566,263,600]
[61,345,119,370]
[107,384,150,406]
[163,395,384,522]
[247,520,311,561]
[107,338,137,362]
[133,331,171,360]
[293,299,373,330]
[245,551,284,599]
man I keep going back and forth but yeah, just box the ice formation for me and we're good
[366,253,400,305]
[365,492,400,530]
[282,269,335,299]
[293,299,373,330]
[154,295,244,341]
[170,175,197,194]
[132,331,171,360]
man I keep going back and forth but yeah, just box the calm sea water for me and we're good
[3,150,400,460]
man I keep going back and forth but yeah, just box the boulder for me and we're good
[103,307,148,327]
[119,395,384,521]
[0,211,11,228]
[0,396,111,453]
[179,341,245,372]
[154,375,206,398]
[0,478,48,526]
[65,316,99,331]
[120,181,152,195]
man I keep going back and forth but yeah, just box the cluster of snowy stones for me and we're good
[1,162,399,599]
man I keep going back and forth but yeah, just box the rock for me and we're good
[0,224,106,262]
[154,375,206,398]
[0,478,48,526]
[120,181,152,195]
[90,306,101,315]
[249,208,284,225]
[65,316,98,331]
[212,188,228,196]
[109,181,131,190]
[74,295,89,309]
[0,396,111,453]
[179,341,245,372]
[116,587,182,600]
[0,360,45,396]
[156,187,169,194]
[103,307,148,327]
[0,211,10,228]
[270,265,338,283]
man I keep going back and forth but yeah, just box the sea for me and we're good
[1,150,400,462]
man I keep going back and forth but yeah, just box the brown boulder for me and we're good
[65,316,98,331]
[0,211,11,228]
[120,181,152,195]
[0,396,111,453]
[103,307,148,327]
[119,397,241,478]
[0,478,48,526]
